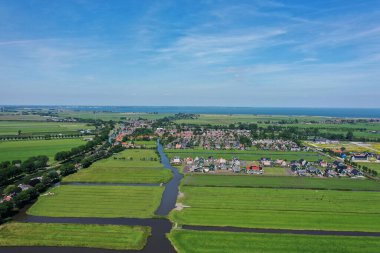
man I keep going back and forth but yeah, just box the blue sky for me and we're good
[0,0,379,107]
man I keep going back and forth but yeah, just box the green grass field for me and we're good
[0,113,47,121]
[0,138,87,162]
[169,230,380,253]
[64,149,172,184]
[173,114,329,125]
[170,186,380,231]
[262,167,289,176]
[173,114,380,140]
[182,175,380,191]
[357,162,380,174]
[165,149,326,162]
[58,111,172,121]
[28,185,163,218]
[0,222,150,250]
[133,140,157,148]
[0,121,94,136]
[305,141,373,153]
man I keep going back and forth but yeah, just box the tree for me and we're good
[13,191,31,208]
[0,201,14,219]
[3,185,21,195]
[60,164,76,176]
[346,131,354,141]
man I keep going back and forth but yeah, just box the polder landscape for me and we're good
[0,106,380,253]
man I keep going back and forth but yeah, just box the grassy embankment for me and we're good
[169,230,380,253]
[28,185,163,218]
[0,222,150,250]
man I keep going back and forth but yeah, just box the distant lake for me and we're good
[8,106,380,118]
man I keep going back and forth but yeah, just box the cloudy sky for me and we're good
[0,0,379,107]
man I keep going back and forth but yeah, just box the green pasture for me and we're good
[0,121,94,136]
[133,140,157,148]
[183,175,380,191]
[170,186,380,231]
[169,230,380,253]
[262,167,289,176]
[0,138,87,162]
[58,111,171,121]
[64,149,172,184]
[0,113,47,121]
[165,149,327,162]
[28,185,163,218]
[0,222,150,250]
[174,114,329,125]
[357,162,380,174]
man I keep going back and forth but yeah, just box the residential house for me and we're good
[350,153,369,161]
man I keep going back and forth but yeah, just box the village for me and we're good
[170,155,368,178]
[108,119,380,179]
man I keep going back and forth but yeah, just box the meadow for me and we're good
[170,186,380,232]
[64,149,172,184]
[58,111,172,121]
[165,149,326,162]
[133,140,157,148]
[183,174,380,191]
[173,114,380,140]
[169,230,380,253]
[0,222,150,250]
[173,114,329,125]
[0,121,94,136]
[261,167,289,176]
[0,138,87,162]
[27,185,164,218]
[357,162,380,174]
[305,141,373,153]
[0,113,47,121]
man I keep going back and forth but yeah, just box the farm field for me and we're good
[261,167,289,176]
[170,186,380,231]
[27,185,164,218]
[165,149,326,162]
[133,140,157,148]
[173,114,328,125]
[305,141,373,153]
[0,222,150,250]
[357,162,380,174]
[64,149,172,184]
[0,121,94,136]
[58,111,172,121]
[0,113,47,121]
[169,230,380,253]
[0,138,87,162]
[183,174,380,191]
[174,114,380,140]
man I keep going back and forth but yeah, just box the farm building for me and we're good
[350,153,369,161]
